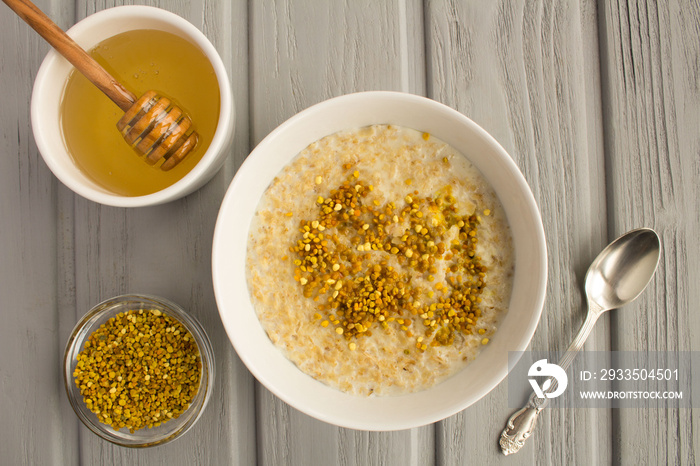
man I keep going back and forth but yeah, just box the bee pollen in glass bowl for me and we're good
[72,308,202,433]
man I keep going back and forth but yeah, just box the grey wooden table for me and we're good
[1,0,698,464]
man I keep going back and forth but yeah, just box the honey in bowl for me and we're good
[60,29,220,196]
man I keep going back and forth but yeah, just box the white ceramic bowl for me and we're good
[212,91,547,431]
[31,6,234,207]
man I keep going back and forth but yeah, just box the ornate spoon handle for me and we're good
[499,302,603,455]
[498,392,545,455]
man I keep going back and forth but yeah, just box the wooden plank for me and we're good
[599,0,700,463]
[250,0,426,137]
[249,1,435,465]
[60,0,256,463]
[427,0,611,463]
[0,0,79,463]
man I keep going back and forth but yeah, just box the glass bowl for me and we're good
[63,294,215,447]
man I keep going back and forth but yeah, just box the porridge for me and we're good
[246,124,514,396]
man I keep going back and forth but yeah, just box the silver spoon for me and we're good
[499,228,661,455]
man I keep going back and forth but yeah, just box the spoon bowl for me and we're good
[585,228,661,311]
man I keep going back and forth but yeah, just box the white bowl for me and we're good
[212,91,547,431]
[31,6,234,207]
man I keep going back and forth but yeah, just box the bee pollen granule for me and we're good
[73,309,201,433]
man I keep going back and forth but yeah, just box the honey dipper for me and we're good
[4,0,198,171]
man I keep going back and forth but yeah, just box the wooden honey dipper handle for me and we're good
[3,0,136,111]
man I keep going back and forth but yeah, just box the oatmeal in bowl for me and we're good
[246,124,514,396]
[213,92,546,430]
